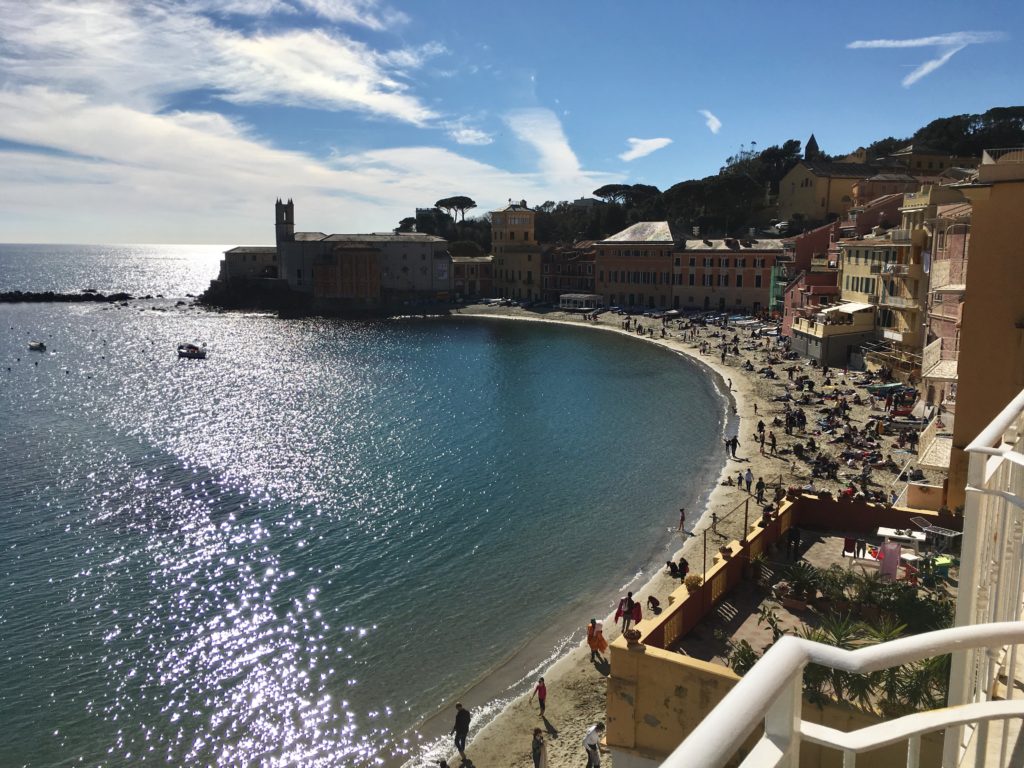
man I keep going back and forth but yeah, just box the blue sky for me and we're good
[0,0,1021,243]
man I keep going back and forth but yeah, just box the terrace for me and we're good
[645,388,1024,768]
[606,494,965,768]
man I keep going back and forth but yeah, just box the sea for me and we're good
[0,244,728,767]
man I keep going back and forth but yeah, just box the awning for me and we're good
[822,301,873,314]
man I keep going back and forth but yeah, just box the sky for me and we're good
[0,0,1021,244]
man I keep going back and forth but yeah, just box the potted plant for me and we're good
[719,544,733,560]
[684,574,703,593]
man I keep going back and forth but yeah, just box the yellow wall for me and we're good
[948,173,1024,507]
[778,166,860,222]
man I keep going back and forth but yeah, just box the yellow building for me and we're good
[945,149,1024,508]
[491,200,541,301]
[776,161,879,223]
[887,143,979,175]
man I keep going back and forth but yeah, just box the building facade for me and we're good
[491,201,541,301]
[776,161,881,223]
[542,241,596,304]
[275,199,449,305]
[945,148,1024,508]
[594,222,782,312]
[451,255,493,299]
[218,246,279,282]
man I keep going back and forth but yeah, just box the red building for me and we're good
[542,241,596,304]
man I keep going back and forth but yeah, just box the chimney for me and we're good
[692,226,700,237]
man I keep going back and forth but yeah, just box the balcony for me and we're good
[922,338,959,382]
[918,411,955,470]
[880,294,920,310]
[930,261,967,294]
[889,228,911,242]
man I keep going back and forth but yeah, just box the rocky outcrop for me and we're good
[0,290,134,303]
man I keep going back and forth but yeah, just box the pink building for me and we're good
[781,271,840,337]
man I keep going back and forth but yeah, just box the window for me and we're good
[509,232,515,241]
[723,274,729,287]
[689,273,695,286]
[674,257,680,266]
[755,274,762,288]
[736,274,743,288]
[689,257,696,267]
[525,231,530,240]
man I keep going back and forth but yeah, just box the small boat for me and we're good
[865,382,906,396]
[177,342,207,359]
[28,341,46,352]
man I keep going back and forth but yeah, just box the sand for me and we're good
[427,303,930,768]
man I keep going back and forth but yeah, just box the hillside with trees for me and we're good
[400,107,1023,249]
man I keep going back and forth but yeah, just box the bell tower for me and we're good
[275,198,295,245]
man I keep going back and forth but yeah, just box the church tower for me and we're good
[275,198,295,246]
[804,134,820,160]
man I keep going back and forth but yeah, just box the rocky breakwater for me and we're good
[1,289,136,303]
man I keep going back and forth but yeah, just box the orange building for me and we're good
[312,243,381,308]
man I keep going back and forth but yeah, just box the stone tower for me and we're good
[275,198,295,246]
[804,134,820,160]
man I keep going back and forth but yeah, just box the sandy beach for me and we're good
[427,303,928,768]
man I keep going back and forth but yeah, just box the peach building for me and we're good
[491,200,541,301]
[945,148,1024,508]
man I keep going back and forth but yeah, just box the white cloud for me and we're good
[0,1,441,123]
[847,31,1006,87]
[291,0,409,29]
[0,87,621,242]
[445,120,494,146]
[504,108,583,184]
[901,45,967,87]
[619,137,672,162]
[698,109,722,134]
[846,31,1005,49]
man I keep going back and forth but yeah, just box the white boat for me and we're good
[28,341,46,351]
[177,342,207,359]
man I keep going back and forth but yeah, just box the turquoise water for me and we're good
[0,245,726,766]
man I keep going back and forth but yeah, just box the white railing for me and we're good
[665,623,1024,768]
[945,387,1024,766]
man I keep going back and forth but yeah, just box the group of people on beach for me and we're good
[443,304,933,768]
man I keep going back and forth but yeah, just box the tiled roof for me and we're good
[294,232,446,243]
[491,201,534,213]
[802,161,880,179]
[225,246,277,254]
[935,202,972,220]
[680,238,784,252]
[601,221,678,243]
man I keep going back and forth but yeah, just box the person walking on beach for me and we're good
[755,476,766,504]
[451,702,471,761]
[630,600,642,628]
[530,677,547,716]
[769,431,778,455]
[759,431,766,455]
[615,592,635,632]
[677,507,686,532]
[744,468,754,494]
[586,618,608,662]
[532,728,547,768]
[583,722,605,768]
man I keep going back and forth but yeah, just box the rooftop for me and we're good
[800,160,881,179]
[294,232,446,243]
[601,221,679,243]
[491,200,534,213]
[225,246,277,254]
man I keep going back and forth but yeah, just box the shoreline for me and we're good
[404,307,750,768]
